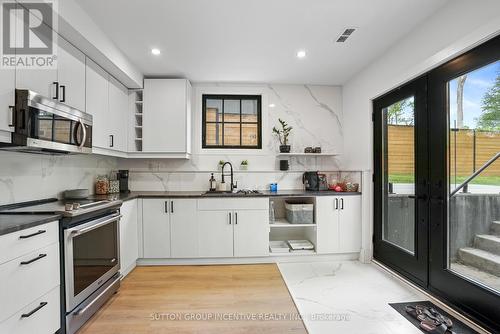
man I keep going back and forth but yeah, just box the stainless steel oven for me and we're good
[0,89,92,154]
[64,212,121,312]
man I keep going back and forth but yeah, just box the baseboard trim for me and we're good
[372,259,492,334]
[136,253,359,266]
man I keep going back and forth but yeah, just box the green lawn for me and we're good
[388,174,500,186]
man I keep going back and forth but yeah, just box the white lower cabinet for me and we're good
[142,198,198,258]
[120,199,139,277]
[141,198,269,259]
[316,195,362,254]
[0,286,60,334]
[142,199,171,258]
[233,210,269,257]
[0,221,60,334]
[197,210,234,258]
[170,199,198,258]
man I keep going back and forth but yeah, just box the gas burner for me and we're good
[236,189,263,195]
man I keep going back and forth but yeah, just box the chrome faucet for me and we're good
[221,162,237,192]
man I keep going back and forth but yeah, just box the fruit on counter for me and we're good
[334,185,343,192]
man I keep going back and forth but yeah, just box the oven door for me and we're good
[64,213,121,312]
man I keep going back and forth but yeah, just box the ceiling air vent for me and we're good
[336,28,356,43]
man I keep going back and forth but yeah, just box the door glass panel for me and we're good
[447,60,500,293]
[73,221,118,296]
[382,96,416,254]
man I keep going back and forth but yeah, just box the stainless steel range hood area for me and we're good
[0,90,93,155]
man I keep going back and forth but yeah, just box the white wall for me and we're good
[342,0,500,261]
[119,83,363,191]
[0,152,117,205]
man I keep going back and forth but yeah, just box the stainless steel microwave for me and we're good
[0,89,92,154]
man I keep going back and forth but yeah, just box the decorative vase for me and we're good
[279,145,291,153]
[240,165,248,171]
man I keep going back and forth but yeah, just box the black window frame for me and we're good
[202,94,262,149]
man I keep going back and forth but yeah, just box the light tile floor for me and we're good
[278,261,427,334]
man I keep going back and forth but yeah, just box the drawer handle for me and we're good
[21,302,48,318]
[20,253,47,265]
[19,230,46,239]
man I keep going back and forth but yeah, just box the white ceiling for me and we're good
[79,0,449,85]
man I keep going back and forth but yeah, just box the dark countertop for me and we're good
[0,213,62,236]
[90,190,362,202]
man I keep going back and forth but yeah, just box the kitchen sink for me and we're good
[202,190,263,196]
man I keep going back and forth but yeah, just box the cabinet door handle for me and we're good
[165,201,168,213]
[109,135,114,147]
[235,212,238,225]
[334,198,338,210]
[8,105,15,127]
[229,212,232,225]
[60,85,66,103]
[53,81,59,100]
[19,230,46,239]
[170,201,174,213]
[21,302,48,318]
[340,198,344,210]
[20,253,47,265]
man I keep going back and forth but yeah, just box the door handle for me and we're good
[8,105,14,127]
[340,198,344,210]
[53,81,59,100]
[165,201,168,213]
[60,85,66,102]
[229,212,232,225]
[334,198,338,210]
[170,201,174,213]
[109,135,114,147]
[235,212,238,225]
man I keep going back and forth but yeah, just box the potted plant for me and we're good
[272,118,293,153]
[240,160,249,171]
[218,160,225,171]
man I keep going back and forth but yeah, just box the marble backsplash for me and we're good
[0,151,117,205]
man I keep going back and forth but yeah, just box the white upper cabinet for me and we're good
[143,79,192,154]
[57,37,86,111]
[108,76,128,152]
[16,34,86,111]
[86,58,109,149]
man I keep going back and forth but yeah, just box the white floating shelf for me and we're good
[276,153,339,157]
[270,218,316,227]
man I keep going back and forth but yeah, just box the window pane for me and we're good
[205,123,222,146]
[242,124,258,146]
[224,100,240,123]
[382,96,415,254]
[206,99,223,122]
[242,100,258,122]
[224,123,241,146]
[447,60,500,293]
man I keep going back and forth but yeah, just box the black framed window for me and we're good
[202,95,262,149]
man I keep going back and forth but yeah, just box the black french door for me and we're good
[373,77,429,287]
[428,36,500,331]
[374,35,500,332]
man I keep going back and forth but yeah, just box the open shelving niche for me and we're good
[130,89,143,151]
[269,196,317,256]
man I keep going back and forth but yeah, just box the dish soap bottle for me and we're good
[209,173,217,192]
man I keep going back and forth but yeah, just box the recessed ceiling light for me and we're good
[151,48,161,55]
[296,50,306,59]
[269,103,276,108]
